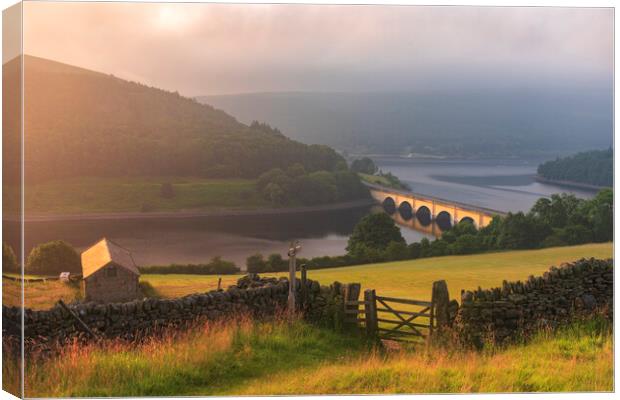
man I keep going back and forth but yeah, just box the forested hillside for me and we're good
[201,91,613,157]
[537,149,613,188]
[3,56,344,184]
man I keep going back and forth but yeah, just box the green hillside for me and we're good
[3,56,344,184]
[537,148,613,188]
[201,91,613,157]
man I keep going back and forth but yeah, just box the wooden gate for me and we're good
[372,292,434,341]
[343,285,439,343]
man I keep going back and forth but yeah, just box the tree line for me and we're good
[2,240,242,276]
[256,164,369,206]
[247,188,613,272]
[138,258,240,275]
[537,148,613,187]
[6,189,611,276]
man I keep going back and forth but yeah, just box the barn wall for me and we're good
[84,262,139,303]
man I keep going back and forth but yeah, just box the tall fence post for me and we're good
[343,283,361,330]
[300,264,307,310]
[364,289,378,340]
[287,241,301,319]
[431,280,450,335]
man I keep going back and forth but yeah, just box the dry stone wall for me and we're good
[3,258,612,350]
[3,273,346,345]
[453,258,613,348]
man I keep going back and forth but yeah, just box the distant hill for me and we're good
[2,56,344,184]
[537,149,613,188]
[200,90,613,157]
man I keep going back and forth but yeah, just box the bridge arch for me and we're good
[416,206,432,226]
[367,184,503,232]
[382,197,396,215]
[398,201,413,220]
[435,211,453,231]
[458,216,476,228]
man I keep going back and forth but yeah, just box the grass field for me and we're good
[8,243,612,310]
[358,173,394,186]
[6,176,270,214]
[278,242,613,300]
[10,315,612,396]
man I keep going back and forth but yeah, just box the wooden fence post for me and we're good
[364,289,378,340]
[300,264,307,309]
[287,241,301,319]
[343,283,361,330]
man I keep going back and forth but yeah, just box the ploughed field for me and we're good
[6,243,612,310]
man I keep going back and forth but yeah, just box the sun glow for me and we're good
[154,6,190,31]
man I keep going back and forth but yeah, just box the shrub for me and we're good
[267,253,288,272]
[26,240,81,275]
[258,167,368,206]
[246,254,268,273]
[449,234,482,255]
[347,212,405,258]
[350,157,378,174]
[139,257,239,275]
[291,172,338,205]
[429,239,449,257]
[542,234,566,248]
[257,168,291,193]
[263,183,287,205]
[384,241,409,261]
[285,163,306,178]
[407,242,422,259]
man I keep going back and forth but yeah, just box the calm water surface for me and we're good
[13,158,596,267]
[374,157,595,212]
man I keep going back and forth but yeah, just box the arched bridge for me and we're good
[365,183,506,232]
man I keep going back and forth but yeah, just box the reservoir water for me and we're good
[14,158,596,267]
[374,157,595,212]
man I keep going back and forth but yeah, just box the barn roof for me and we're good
[81,238,140,279]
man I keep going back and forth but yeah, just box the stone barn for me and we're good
[81,238,140,303]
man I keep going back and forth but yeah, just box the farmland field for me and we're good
[5,176,269,215]
[8,242,612,310]
[4,242,614,396]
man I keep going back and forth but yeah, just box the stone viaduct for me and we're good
[365,183,506,234]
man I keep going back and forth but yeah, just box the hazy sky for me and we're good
[22,2,613,96]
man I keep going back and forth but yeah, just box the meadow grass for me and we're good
[9,315,612,396]
[3,278,82,310]
[11,176,269,214]
[278,242,613,300]
[132,243,615,302]
[10,242,612,310]
[234,318,612,395]
[17,316,366,397]
[138,273,239,298]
